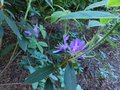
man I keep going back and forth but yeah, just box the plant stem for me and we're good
[24,0,32,20]
[0,42,19,77]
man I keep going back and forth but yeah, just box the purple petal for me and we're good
[63,35,69,43]
[33,24,39,37]
[24,30,32,36]
[70,38,86,52]
[53,50,61,54]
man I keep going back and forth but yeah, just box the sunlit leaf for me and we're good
[107,0,120,7]
[100,18,113,24]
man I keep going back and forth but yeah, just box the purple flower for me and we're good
[53,35,87,60]
[53,35,69,54]
[69,38,86,53]
[24,30,32,36]
[24,24,39,37]
[33,24,39,37]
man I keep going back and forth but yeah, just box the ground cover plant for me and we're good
[0,0,120,90]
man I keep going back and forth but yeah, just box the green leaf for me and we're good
[0,26,4,38]
[61,11,118,20]
[0,44,14,57]
[25,65,54,83]
[100,18,113,24]
[44,78,54,90]
[18,37,28,51]
[4,15,21,39]
[0,10,4,22]
[27,66,39,90]
[38,41,48,47]
[85,0,107,10]
[37,44,43,53]
[45,0,53,9]
[76,84,83,90]
[28,37,37,49]
[51,10,71,23]
[64,64,77,90]
[107,0,120,7]
[88,20,105,28]
[39,25,47,39]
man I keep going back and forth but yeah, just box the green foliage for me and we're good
[60,11,118,20]
[0,26,4,38]
[25,65,55,83]
[85,0,107,10]
[107,0,120,7]
[17,37,28,51]
[0,0,120,90]
[45,0,53,9]
[64,64,77,90]
[44,78,54,90]
[87,20,105,28]
[4,14,22,39]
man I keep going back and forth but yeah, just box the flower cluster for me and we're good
[24,24,39,38]
[53,35,87,60]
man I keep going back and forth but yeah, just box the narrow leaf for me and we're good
[25,65,54,83]
[44,78,54,90]
[4,15,21,39]
[61,11,118,20]
[0,26,4,38]
[64,64,77,90]
[85,0,107,10]
[0,10,4,22]
[45,0,53,9]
